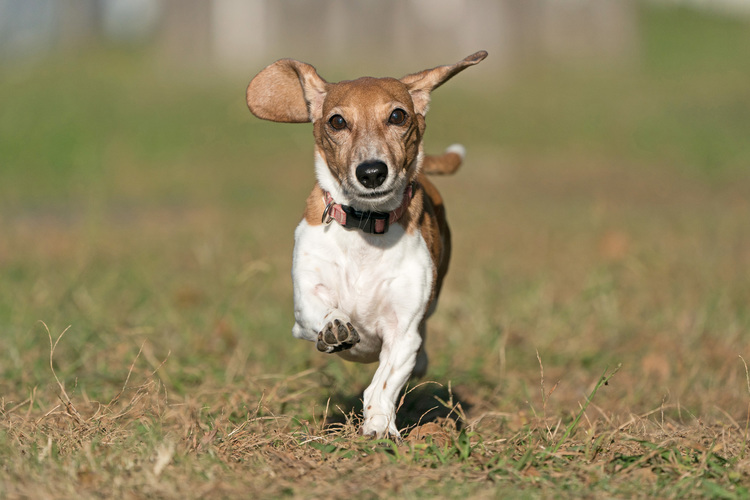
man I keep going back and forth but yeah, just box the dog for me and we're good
[246,51,487,438]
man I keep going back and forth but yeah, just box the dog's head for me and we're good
[247,51,487,211]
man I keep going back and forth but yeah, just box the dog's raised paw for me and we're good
[316,319,360,353]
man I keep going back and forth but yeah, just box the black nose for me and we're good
[355,161,388,189]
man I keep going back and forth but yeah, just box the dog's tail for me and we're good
[422,144,465,175]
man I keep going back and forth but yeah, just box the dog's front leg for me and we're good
[291,274,361,353]
[291,226,361,353]
[361,327,422,439]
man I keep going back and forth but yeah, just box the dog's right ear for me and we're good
[246,59,328,123]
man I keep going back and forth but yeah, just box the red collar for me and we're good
[321,183,414,234]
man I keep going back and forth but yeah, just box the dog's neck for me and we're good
[321,183,414,235]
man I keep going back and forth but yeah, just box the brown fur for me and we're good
[311,77,424,192]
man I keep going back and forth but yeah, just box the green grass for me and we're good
[2,4,750,498]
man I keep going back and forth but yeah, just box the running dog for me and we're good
[246,51,487,438]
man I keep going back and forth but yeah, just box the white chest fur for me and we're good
[292,219,434,361]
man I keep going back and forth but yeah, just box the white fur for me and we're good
[446,143,466,160]
[292,218,433,437]
[314,151,351,207]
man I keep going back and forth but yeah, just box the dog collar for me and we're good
[321,183,414,235]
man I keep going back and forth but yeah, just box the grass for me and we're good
[2,4,750,498]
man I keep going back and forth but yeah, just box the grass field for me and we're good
[2,5,750,498]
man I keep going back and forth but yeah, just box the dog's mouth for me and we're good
[342,180,394,200]
[360,189,393,199]
[341,186,400,211]
[349,187,397,205]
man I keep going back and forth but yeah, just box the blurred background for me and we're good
[1,0,749,71]
[1,0,749,418]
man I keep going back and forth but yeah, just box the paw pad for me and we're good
[316,320,360,353]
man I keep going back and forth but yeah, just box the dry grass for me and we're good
[2,321,749,498]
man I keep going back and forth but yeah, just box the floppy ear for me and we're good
[400,50,487,115]
[246,59,328,123]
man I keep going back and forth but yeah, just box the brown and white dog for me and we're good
[246,51,487,438]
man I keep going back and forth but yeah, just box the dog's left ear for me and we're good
[401,50,487,115]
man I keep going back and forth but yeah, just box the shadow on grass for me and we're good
[324,381,473,432]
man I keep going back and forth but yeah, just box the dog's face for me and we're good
[246,51,487,209]
[312,77,424,209]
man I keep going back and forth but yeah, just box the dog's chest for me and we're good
[293,220,434,331]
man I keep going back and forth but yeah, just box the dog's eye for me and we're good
[388,109,407,125]
[329,114,347,130]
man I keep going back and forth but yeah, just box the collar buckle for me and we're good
[321,201,335,225]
